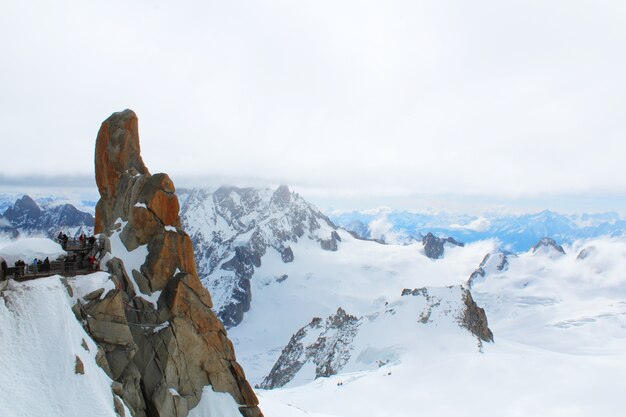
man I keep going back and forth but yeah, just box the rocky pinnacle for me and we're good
[81,109,262,417]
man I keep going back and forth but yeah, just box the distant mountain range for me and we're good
[3,190,625,253]
[331,209,626,252]
[0,194,94,238]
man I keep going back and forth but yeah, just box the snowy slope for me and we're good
[0,241,245,417]
[0,276,130,417]
[228,231,497,385]
[472,237,626,356]
[260,339,626,417]
[257,236,626,417]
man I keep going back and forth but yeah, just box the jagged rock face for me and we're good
[259,308,360,389]
[95,109,149,233]
[532,237,565,255]
[1,195,94,237]
[422,232,464,259]
[180,185,338,327]
[83,109,262,417]
[460,289,494,342]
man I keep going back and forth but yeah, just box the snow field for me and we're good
[0,277,127,417]
[235,235,626,416]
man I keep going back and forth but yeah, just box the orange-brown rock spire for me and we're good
[79,109,262,417]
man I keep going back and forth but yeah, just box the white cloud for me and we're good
[367,214,409,245]
[449,217,491,233]
[1,0,625,205]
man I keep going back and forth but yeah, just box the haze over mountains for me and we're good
[332,208,626,252]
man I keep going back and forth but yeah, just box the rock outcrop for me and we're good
[460,289,494,342]
[422,232,464,259]
[80,109,262,417]
[401,286,493,342]
[259,308,360,389]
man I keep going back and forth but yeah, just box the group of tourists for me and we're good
[31,257,51,273]
[12,259,26,277]
[8,258,51,276]
[0,232,102,281]
[60,253,99,273]
[57,232,97,250]
[57,232,69,249]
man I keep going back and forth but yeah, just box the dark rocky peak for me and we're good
[532,237,565,255]
[2,195,94,236]
[328,307,357,327]
[8,194,41,216]
[269,185,291,209]
[213,186,265,230]
[86,109,262,417]
[44,203,94,228]
[3,195,42,228]
[461,289,494,343]
[422,232,464,259]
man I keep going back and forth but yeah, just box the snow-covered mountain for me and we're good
[0,195,94,238]
[332,209,626,251]
[178,186,497,388]
[179,185,341,327]
[0,192,97,216]
[0,276,132,417]
[178,186,626,416]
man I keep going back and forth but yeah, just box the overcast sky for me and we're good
[1,1,625,212]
